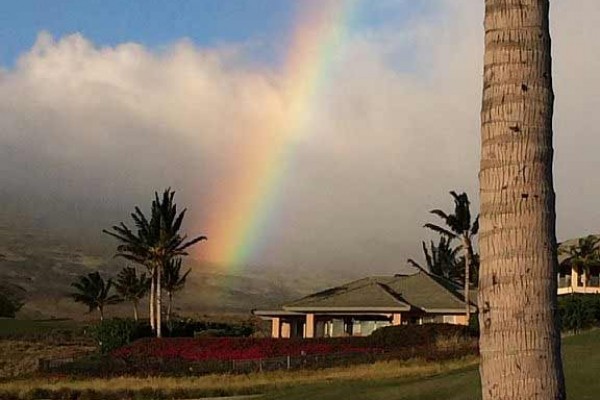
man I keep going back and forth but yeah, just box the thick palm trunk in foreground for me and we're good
[478,1,565,399]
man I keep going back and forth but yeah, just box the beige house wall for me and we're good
[304,313,315,338]
[271,318,281,338]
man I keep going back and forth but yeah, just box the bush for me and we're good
[369,323,474,349]
[165,318,255,338]
[89,318,139,354]
[0,290,23,318]
[559,295,597,333]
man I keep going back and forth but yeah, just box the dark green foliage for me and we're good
[558,295,599,334]
[103,188,207,336]
[89,318,140,354]
[114,266,150,303]
[87,318,255,354]
[424,191,479,240]
[0,290,24,318]
[166,318,255,338]
[421,191,479,287]
[103,188,207,267]
[369,323,475,349]
[114,266,150,320]
[162,258,190,294]
[408,236,461,280]
[70,272,120,320]
[560,235,600,269]
[162,258,191,321]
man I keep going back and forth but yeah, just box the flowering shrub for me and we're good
[112,337,375,361]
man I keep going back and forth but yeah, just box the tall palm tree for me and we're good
[424,191,478,321]
[70,272,120,321]
[162,258,191,322]
[559,235,600,291]
[478,1,565,398]
[407,236,462,281]
[104,188,206,337]
[114,266,150,321]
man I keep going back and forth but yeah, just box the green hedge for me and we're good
[558,295,600,333]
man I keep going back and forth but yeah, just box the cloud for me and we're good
[1,1,599,274]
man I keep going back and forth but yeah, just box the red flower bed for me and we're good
[112,337,375,361]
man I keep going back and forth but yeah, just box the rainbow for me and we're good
[202,1,358,269]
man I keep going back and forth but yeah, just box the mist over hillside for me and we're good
[0,216,367,319]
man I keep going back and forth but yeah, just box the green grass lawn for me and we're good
[262,329,600,400]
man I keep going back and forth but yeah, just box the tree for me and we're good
[70,272,120,321]
[478,1,566,398]
[161,257,191,322]
[559,235,600,290]
[104,188,206,337]
[424,191,478,321]
[407,236,462,280]
[0,285,24,318]
[114,266,150,321]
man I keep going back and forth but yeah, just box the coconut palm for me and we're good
[103,188,206,337]
[161,258,190,322]
[559,235,600,290]
[478,1,565,398]
[424,191,478,321]
[70,272,120,321]
[407,236,462,281]
[114,266,150,321]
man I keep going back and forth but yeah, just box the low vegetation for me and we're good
[2,329,600,400]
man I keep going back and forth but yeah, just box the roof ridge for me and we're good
[283,276,385,307]
[376,281,411,308]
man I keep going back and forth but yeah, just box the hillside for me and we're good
[0,223,359,319]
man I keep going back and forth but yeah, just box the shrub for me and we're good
[369,323,474,349]
[89,318,138,354]
[559,295,596,333]
[0,290,23,318]
[165,318,255,338]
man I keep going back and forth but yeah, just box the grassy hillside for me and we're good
[0,224,355,319]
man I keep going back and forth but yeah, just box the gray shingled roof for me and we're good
[282,271,472,313]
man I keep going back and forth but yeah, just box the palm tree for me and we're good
[559,235,600,291]
[70,272,120,321]
[407,236,462,281]
[478,1,565,398]
[161,258,191,322]
[424,191,478,321]
[114,266,150,321]
[103,188,206,337]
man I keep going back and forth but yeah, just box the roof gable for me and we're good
[282,271,470,313]
[283,277,410,311]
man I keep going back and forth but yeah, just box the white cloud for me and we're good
[1,1,599,273]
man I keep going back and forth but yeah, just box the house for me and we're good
[253,270,475,339]
[557,238,600,295]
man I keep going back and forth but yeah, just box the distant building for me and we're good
[253,270,475,339]
[558,242,600,295]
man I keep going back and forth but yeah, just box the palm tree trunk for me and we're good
[149,267,156,331]
[133,300,139,321]
[156,263,162,338]
[167,292,173,322]
[478,1,565,399]
[99,306,104,322]
[462,235,471,323]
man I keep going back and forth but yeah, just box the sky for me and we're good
[1,1,600,275]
